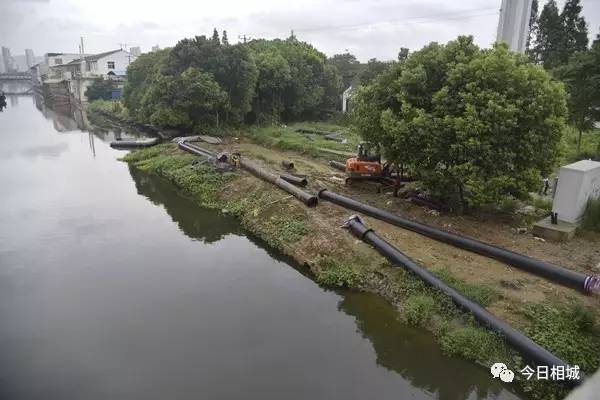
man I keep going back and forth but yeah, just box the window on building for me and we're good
[107,61,115,70]
[54,58,63,65]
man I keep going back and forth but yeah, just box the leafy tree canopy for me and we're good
[352,36,567,211]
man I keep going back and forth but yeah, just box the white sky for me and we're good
[1,0,599,62]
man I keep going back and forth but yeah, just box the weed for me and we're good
[440,326,506,363]
[523,302,600,373]
[400,294,437,327]
[581,198,600,232]
[433,268,501,306]
[269,215,310,247]
[316,258,363,288]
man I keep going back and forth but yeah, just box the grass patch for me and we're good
[440,326,506,363]
[523,302,600,373]
[400,294,436,327]
[316,258,363,288]
[123,144,235,208]
[245,122,359,158]
[433,268,501,307]
[268,215,310,248]
[581,198,600,232]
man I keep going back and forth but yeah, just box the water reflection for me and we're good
[130,168,242,243]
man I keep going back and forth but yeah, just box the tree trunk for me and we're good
[576,128,582,156]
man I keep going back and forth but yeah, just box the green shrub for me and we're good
[440,326,505,362]
[316,258,362,288]
[524,302,600,373]
[581,198,600,232]
[400,295,436,327]
[269,216,309,245]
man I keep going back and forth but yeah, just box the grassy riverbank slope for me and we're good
[121,139,600,400]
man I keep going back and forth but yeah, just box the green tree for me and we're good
[534,0,564,68]
[560,0,588,62]
[85,77,119,101]
[222,30,229,45]
[358,58,392,86]
[554,30,600,156]
[140,67,228,130]
[123,49,170,120]
[165,34,257,125]
[525,0,539,57]
[352,37,567,212]
[212,28,220,42]
[327,52,361,90]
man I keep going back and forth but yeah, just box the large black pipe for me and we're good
[329,160,346,171]
[280,173,307,187]
[343,215,581,384]
[319,189,597,294]
[239,158,317,207]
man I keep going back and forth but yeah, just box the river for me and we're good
[0,96,525,400]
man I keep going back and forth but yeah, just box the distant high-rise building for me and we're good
[496,0,533,53]
[25,49,35,68]
[151,45,160,52]
[130,46,141,57]
[2,46,17,72]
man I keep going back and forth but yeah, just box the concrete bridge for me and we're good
[0,72,34,94]
[0,72,32,81]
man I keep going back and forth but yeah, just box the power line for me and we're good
[294,7,500,34]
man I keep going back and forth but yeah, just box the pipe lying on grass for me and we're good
[240,158,317,207]
[328,160,346,171]
[281,160,295,170]
[319,188,598,294]
[178,140,317,208]
[343,215,581,384]
[280,173,307,187]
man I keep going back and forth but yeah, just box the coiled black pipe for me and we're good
[319,189,597,294]
[343,215,581,385]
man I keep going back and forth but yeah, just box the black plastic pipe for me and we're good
[280,173,307,187]
[343,215,581,384]
[329,160,346,171]
[178,141,317,207]
[281,160,295,170]
[319,189,597,294]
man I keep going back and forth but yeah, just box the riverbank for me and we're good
[118,134,600,399]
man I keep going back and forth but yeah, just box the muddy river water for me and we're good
[0,96,525,399]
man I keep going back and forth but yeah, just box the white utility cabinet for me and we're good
[552,160,600,223]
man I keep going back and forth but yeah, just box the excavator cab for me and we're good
[345,142,383,184]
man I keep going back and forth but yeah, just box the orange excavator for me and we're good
[345,142,390,185]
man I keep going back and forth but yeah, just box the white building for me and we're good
[342,86,356,113]
[25,49,35,68]
[64,49,136,78]
[496,0,533,53]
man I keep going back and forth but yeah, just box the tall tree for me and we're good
[525,0,539,57]
[560,0,588,62]
[327,52,361,90]
[222,30,229,45]
[212,28,220,42]
[353,37,567,212]
[554,26,600,156]
[534,0,564,68]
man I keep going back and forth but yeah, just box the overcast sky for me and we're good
[1,0,599,61]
